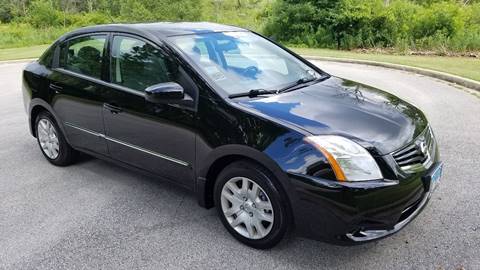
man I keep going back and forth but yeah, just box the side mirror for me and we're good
[144,82,184,103]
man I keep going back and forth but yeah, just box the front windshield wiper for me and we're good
[228,74,331,99]
[229,89,277,99]
[278,75,329,93]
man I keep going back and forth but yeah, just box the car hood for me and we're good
[236,76,428,155]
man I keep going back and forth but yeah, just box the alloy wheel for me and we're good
[37,118,60,159]
[220,176,274,240]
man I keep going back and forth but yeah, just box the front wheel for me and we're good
[214,161,290,249]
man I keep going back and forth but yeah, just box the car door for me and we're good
[102,34,197,188]
[49,34,109,155]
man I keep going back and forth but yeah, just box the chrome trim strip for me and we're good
[64,122,105,138]
[105,136,189,167]
[53,68,144,97]
[389,125,430,155]
[63,122,189,167]
[391,125,435,173]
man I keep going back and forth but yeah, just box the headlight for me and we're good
[305,135,383,181]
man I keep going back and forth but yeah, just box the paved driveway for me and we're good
[0,61,479,269]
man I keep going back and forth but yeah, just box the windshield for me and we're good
[169,31,322,96]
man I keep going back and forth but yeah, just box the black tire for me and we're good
[214,160,290,249]
[35,111,77,166]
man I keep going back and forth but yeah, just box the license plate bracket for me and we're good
[422,162,443,192]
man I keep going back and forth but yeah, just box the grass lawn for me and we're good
[1,45,479,83]
[0,45,49,61]
[292,47,480,82]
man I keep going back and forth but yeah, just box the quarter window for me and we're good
[110,36,173,91]
[60,35,106,79]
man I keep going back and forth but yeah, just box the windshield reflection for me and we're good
[170,31,321,95]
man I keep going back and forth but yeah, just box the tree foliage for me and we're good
[0,0,479,52]
[0,0,268,26]
[264,0,480,51]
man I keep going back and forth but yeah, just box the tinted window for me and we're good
[110,36,173,91]
[60,35,106,79]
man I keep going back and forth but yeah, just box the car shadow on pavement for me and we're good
[74,152,97,165]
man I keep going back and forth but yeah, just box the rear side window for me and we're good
[60,35,106,79]
[110,35,174,91]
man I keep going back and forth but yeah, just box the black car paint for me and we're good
[22,22,439,245]
[237,76,429,155]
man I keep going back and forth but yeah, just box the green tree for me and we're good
[27,0,61,28]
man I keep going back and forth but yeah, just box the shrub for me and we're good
[1,0,479,53]
[412,2,464,40]
[0,23,71,49]
[264,0,480,52]
[26,0,62,28]
[68,12,113,27]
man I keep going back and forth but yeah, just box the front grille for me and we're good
[392,126,434,172]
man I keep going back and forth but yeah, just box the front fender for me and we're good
[197,144,295,194]
[194,129,332,229]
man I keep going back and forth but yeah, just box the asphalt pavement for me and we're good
[0,61,479,269]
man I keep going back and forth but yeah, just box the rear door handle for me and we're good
[49,83,63,93]
[103,103,123,114]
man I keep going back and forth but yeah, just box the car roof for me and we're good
[57,22,249,43]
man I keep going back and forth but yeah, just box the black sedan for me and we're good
[22,22,442,249]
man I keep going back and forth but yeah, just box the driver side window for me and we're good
[110,36,174,92]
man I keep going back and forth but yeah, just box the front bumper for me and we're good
[288,162,442,245]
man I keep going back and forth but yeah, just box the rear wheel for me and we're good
[35,111,77,166]
[214,161,290,249]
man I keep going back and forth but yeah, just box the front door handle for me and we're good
[103,103,123,114]
[49,83,63,93]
